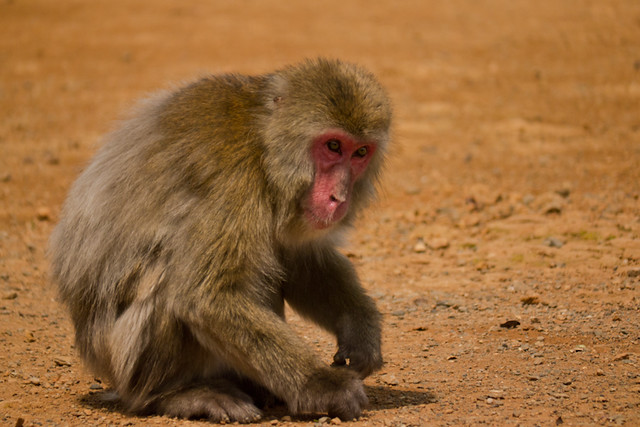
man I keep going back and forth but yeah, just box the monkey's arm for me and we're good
[176,285,367,420]
[282,246,383,378]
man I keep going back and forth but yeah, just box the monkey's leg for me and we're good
[282,246,383,378]
[108,300,263,423]
[153,379,262,423]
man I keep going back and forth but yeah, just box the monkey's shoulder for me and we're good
[174,74,267,110]
[154,74,267,140]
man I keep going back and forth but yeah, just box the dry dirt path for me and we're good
[1,1,639,426]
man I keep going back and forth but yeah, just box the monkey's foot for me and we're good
[155,385,263,423]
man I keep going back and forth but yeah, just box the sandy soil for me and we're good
[1,1,639,426]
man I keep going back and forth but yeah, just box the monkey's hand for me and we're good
[332,320,383,378]
[297,366,367,420]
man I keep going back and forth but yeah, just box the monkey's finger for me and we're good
[343,349,383,378]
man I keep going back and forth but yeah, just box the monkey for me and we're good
[49,58,392,423]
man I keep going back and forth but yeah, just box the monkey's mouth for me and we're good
[304,199,349,230]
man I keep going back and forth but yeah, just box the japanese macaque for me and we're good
[50,58,392,422]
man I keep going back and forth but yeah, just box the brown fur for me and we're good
[50,58,392,422]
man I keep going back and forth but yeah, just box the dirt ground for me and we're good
[1,1,639,426]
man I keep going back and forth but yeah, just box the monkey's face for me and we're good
[303,129,377,230]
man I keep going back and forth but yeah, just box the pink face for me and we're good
[304,130,377,230]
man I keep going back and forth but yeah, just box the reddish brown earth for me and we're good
[1,1,639,426]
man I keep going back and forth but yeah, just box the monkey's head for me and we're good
[261,58,392,242]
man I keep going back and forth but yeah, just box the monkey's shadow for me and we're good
[80,385,436,422]
[79,386,438,421]
[366,385,437,410]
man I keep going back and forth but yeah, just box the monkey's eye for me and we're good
[354,146,368,158]
[327,139,341,154]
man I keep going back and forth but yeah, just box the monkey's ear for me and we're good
[265,74,289,111]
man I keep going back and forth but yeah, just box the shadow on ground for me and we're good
[79,384,436,422]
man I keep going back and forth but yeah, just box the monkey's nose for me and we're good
[330,194,346,204]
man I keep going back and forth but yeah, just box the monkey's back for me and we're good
[49,76,278,375]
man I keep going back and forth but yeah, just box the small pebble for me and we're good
[542,199,563,214]
[500,320,520,329]
[413,240,427,253]
[382,374,399,386]
[54,357,72,367]
[36,207,51,221]
[571,345,587,353]
[1,291,17,300]
[543,237,564,248]
[427,237,450,250]
[488,389,504,399]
